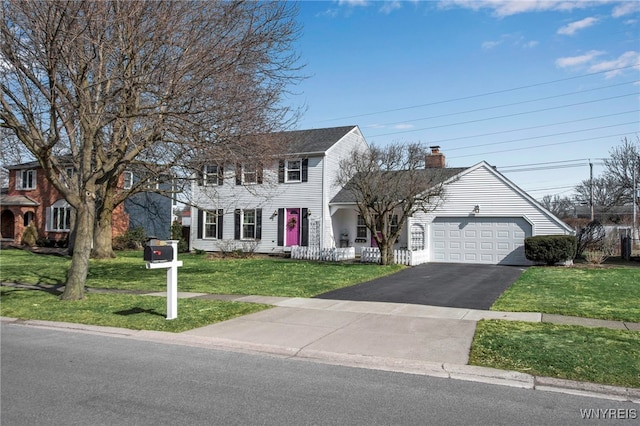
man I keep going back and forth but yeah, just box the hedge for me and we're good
[525,235,577,266]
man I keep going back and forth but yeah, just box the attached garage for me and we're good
[430,216,532,265]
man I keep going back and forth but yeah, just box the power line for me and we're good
[315,64,640,123]
[448,132,632,159]
[366,93,638,138]
[368,80,638,129]
[426,110,638,144]
[446,121,637,152]
[499,158,606,169]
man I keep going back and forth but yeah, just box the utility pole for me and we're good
[589,160,594,221]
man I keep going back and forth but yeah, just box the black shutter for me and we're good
[301,208,309,246]
[235,163,242,185]
[302,159,308,182]
[234,209,241,239]
[257,164,263,184]
[277,208,284,246]
[197,168,204,186]
[197,210,203,239]
[217,209,223,239]
[278,160,285,183]
[217,165,224,186]
[256,208,262,240]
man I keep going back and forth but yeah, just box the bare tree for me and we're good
[540,194,575,219]
[1,1,303,299]
[335,143,453,265]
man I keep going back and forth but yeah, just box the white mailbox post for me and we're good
[145,240,183,320]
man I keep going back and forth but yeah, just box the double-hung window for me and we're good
[123,171,134,190]
[243,165,257,184]
[203,211,218,239]
[18,169,36,190]
[242,210,256,239]
[204,165,221,186]
[286,160,301,182]
[356,215,368,239]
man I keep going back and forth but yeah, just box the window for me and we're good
[375,214,399,234]
[203,211,218,239]
[243,165,257,184]
[356,215,368,238]
[50,200,71,231]
[18,169,36,190]
[23,211,34,227]
[286,160,301,182]
[242,210,256,238]
[123,171,133,190]
[203,165,222,186]
[61,167,75,188]
[410,224,425,251]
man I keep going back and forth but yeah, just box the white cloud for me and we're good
[379,1,403,14]
[439,0,597,17]
[482,40,503,50]
[612,2,640,18]
[555,50,605,67]
[338,0,369,6]
[588,51,640,78]
[557,17,599,35]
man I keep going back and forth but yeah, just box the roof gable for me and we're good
[458,161,574,233]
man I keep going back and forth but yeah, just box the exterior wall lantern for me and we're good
[473,205,480,214]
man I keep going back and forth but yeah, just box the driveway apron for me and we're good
[315,263,527,310]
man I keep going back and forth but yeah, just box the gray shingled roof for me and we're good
[275,125,358,154]
[330,167,467,204]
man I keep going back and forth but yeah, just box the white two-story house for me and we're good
[189,125,368,254]
[190,126,573,265]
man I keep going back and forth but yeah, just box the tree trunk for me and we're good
[379,243,395,266]
[92,207,116,259]
[61,200,95,300]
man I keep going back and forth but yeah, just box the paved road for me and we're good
[316,263,526,310]
[3,323,637,426]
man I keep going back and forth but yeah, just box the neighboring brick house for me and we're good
[0,160,172,245]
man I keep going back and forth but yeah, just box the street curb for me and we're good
[534,376,640,403]
[3,316,638,403]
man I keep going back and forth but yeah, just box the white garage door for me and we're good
[430,217,532,265]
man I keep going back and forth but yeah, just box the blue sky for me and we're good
[291,0,640,201]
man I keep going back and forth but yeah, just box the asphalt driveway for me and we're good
[315,263,527,310]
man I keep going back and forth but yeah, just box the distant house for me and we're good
[190,126,573,265]
[0,160,172,245]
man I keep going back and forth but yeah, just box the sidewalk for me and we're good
[3,285,640,402]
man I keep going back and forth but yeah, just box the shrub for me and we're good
[113,226,147,250]
[576,220,606,257]
[525,235,577,266]
[170,220,189,253]
[21,223,38,246]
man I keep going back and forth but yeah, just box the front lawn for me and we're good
[0,249,403,297]
[491,266,640,323]
[470,320,640,388]
[0,287,269,333]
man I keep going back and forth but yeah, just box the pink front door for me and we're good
[286,208,300,246]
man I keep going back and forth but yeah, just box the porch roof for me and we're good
[330,167,466,204]
[0,194,40,206]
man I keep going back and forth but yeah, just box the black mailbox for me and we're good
[144,245,174,263]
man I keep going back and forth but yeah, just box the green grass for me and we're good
[470,320,640,388]
[491,266,640,323]
[0,287,269,333]
[0,249,403,297]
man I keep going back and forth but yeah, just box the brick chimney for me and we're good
[426,146,445,168]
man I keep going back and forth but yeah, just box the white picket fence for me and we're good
[360,247,429,266]
[290,246,356,262]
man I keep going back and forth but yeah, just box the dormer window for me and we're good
[17,169,36,190]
